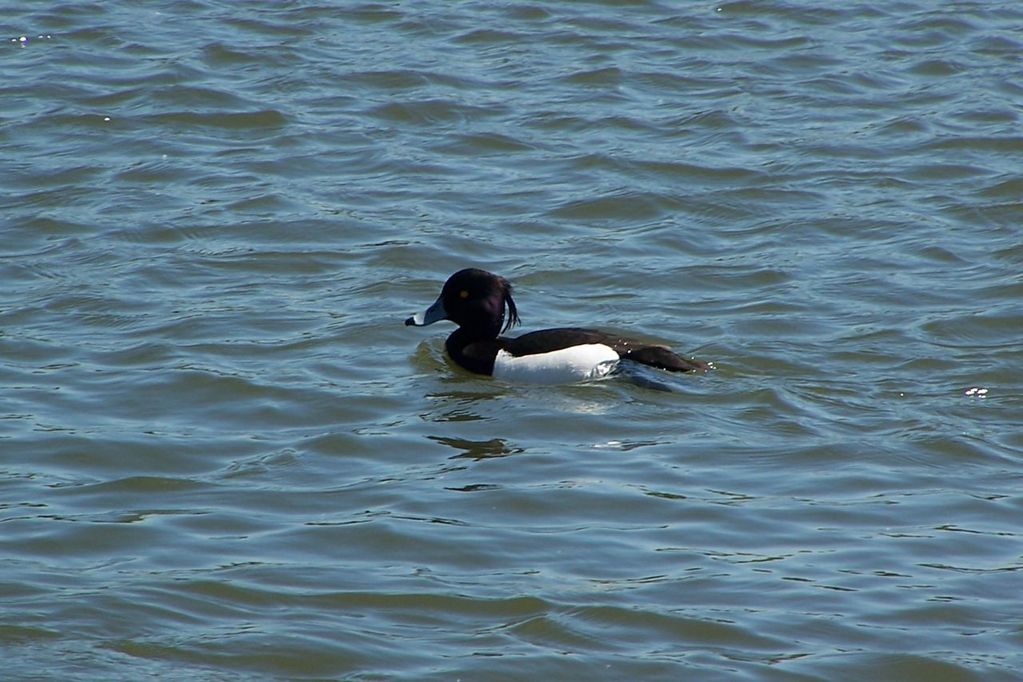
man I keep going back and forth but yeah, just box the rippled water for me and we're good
[3,1,1023,679]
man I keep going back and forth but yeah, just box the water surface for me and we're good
[3,1,1022,680]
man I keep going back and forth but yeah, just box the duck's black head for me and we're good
[405,268,520,338]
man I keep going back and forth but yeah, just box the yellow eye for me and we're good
[459,290,469,299]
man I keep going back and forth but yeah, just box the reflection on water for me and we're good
[429,435,524,460]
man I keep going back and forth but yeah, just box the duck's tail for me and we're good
[620,345,709,372]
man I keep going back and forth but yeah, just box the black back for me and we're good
[505,327,708,372]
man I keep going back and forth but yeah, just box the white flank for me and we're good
[492,344,620,384]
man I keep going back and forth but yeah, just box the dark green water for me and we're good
[3,2,1022,679]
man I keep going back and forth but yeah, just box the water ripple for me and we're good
[4,0,1023,680]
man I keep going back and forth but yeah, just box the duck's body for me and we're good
[405,268,708,384]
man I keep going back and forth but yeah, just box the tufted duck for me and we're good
[405,268,708,384]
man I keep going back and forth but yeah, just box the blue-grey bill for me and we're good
[405,296,447,326]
